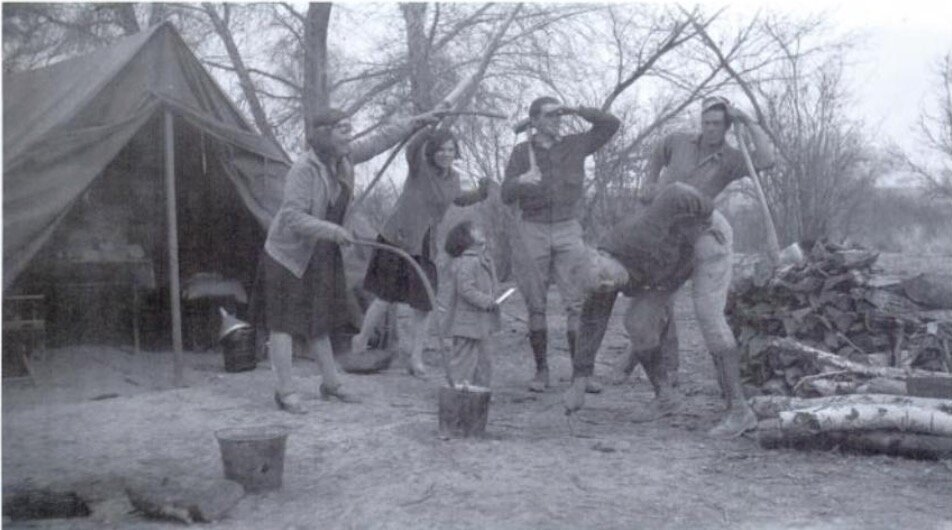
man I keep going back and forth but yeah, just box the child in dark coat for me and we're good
[441,220,501,387]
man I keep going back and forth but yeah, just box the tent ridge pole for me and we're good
[164,110,184,386]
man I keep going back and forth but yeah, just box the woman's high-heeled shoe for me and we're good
[274,392,307,415]
[319,383,362,404]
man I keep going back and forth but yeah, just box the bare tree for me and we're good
[3,3,141,72]
[303,3,332,132]
[750,16,878,244]
[897,51,952,201]
[200,3,280,146]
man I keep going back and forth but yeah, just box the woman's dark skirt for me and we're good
[362,235,437,312]
[260,249,359,340]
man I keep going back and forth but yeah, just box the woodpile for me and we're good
[727,240,952,396]
[727,240,952,459]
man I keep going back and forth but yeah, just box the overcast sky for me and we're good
[696,0,952,157]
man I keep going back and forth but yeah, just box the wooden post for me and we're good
[164,110,184,385]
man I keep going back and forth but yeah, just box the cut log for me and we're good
[749,394,952,421]
[778,403,952,437]
[906,376,952,399]
[757,423,952,460]
[855,377,907,395]
[438,385,491,437]
[769,338,952,381]
[901,273,952,310]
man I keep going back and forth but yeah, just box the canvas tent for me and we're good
[3,23,291,361]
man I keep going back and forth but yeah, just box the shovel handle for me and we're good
[735,126,781,265]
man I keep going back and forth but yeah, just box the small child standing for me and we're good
[442,220,501,387]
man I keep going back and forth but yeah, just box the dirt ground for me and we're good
[4,253,952,529]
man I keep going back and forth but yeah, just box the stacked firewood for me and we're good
[726,240,952,459]
[728,240,952,396]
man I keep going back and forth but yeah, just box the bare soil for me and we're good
[4,253,952,529]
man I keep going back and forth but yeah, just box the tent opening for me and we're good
[7,111,266,350]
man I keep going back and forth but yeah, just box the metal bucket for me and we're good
[221,328,257,373]
[438,384,491,437]
[215,426,290,493]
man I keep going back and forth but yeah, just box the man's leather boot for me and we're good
[529,329,549,392]
[568,329,602,394]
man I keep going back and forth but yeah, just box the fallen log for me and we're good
[757,421,952,460]
[749,394,952,421]
[778,403,952,437]
[797,376,907,397]
[769,338,952,381]
[906,375,952,398]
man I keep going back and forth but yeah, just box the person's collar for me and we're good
[693,134,727,165]
[693,133,726,152]
[531,131,560,148]
[309,146,348,169]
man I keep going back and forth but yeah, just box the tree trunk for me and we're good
[757,422,952,460]
[148,3,167,27]
[106,3,140,35]
[202,4,279,146]
[749,394,952,421]
[304,2,332,137]
[401,3,435,113]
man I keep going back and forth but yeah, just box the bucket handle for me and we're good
[353,238,454,387]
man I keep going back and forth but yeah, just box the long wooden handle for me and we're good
[735,126,781,265]
[353,238,453,387]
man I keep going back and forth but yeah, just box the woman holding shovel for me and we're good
[261,107,441,414]
[352,125,491,377]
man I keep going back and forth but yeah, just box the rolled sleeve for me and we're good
[501,143,530,205]
[576,106,621,154]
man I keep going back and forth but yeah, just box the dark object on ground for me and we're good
[126,477,244,523]
[338,348,395,374]
[220,327,257,373]
[438,385,491,437]
[3,487,90,521]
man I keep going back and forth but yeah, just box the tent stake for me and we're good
[164,110,184,385]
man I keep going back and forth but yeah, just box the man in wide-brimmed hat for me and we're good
[573,96,775,438]
[501,96,620,394]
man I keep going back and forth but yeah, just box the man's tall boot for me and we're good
[709,351,727,401]
[568,330,602,394]
[661,316,680,388]
[528,329,549,393]
[708,348,757,438]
